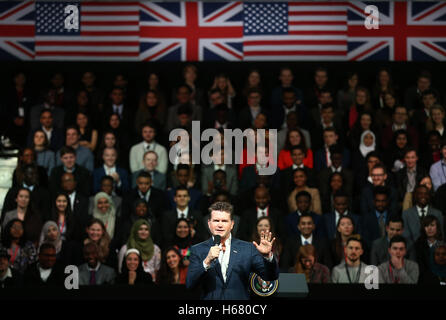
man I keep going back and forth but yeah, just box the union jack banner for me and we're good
[0,1,35,60]
[139,2,243,61]
[347,1,446,61]
[2,1,446,61]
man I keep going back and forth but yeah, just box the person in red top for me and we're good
[278,128,313,170]
[348,87,373,130]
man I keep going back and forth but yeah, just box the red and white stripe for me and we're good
[35,2,139,61]
[244,1,347,61]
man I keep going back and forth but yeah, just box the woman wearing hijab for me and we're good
[116,248,154,286]
[92,192,117,240]
[170,218,202,267]
[38,221,66,264]
[117,219,161,282]
[352,129,376,178]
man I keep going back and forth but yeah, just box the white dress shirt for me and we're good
[68,191,76,211]
[301,234,313,246]
[257,206,269,219]
[416,205,429,218]
[39,266,52,282]
[177,206,189,219]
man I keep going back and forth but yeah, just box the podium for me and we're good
[276,273,309,298]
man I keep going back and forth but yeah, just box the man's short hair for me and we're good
[346,236,363,248]
[389,235,406,248]
[39,242,56,254]
[177,103,193,116]
[247,87,262,96]
[209,88,223,96]
[65,125,80,135]
[175,186,189,196]
[299,213,314,223]
[141,119,158,133]
[208,201,233,220]
[422,88,437,98]
[393,105,408,115]
[321,103,334,111]
[176,163,190,173]
[373,185,389,198]
[387,215,404,227]
[137,171,152,180]
[143,150,158,160]
[365,151,381,162]
[40,109,53,117]
[290,145,306,156]
[295,190,312,202]
[323,126,337,135]
[60,146,76,157]
[282,87,296,96]
[372,163,387,174]
[100,175,114,184]
[404,147,418,157]
[177,83,193,94]
[333,190,349,200]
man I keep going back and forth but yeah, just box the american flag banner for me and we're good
[34,1,140,61]
[0,1,35,60]
[139,2,243,61]
[347,1,446,61]
[243,1,348,61]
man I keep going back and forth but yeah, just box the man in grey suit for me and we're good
[129,120,168,174]
[201,150,238,197]
[131,150,166,190]
[370,216,416,266]
[78,242,116,286]
[402,185,444,243]
[29,88,65,131]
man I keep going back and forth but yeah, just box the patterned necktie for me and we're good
[379,214,386,238]
[420,208,426,219]
[89,270,96,285]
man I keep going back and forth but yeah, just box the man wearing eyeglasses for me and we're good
[360,163,399,217]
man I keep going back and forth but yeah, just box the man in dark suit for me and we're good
[29,88,65,131]
[380,106,419,151]
[270,87,308,130]
[310,103,344,151]
[280,214,332,271]
[284,191,323,238]
[61,172,90,228]
[186,202,279,300]
[27,109,64,152]
[403,70,432,112]
[360,163,399,217]
[166,164,202,210]
[394,148,428,201]
[24,243,64,287]
[237,186,284,241]
[49,146,91,197]
[322,191,361,240]
[402,185,444,243]
[362,186,396,248]
[2,164,51,221]
[370,216,416,266]
[161,186,205,248]
[93,147,130,195]
[237,88,267,130]
[102,87,133,132]
[317,146,353,198]
[411,89,438,142]
[279,145,316,194]
[201,149,238,197]
[122,171,167,221]
[313,127,350,172]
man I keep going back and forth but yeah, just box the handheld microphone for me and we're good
[213,235,221,246]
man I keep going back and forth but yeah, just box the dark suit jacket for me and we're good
[359,182,399,217]
[237,106,267,130]
[102,104,133,132]
[70,192,90,229]
[317,167,353,197]
[93,166,130,195]
[284,211,323,238]
[49,164,91,197]
[122,187,167,221]
[161,207,205,247]
[131,169,166,190]
[186,237,279,300]
[27,127,64,152]
[237,206,284,241]
[1,185,51,221]
[279,166,316,194]
[23,263,65,287]
[321,211,362,240]
[239,165,280,193]
[361,210,393,248]
[270,103,308,130]
[394,165,428,201]
[280,234,332,270]
[166,187,202,210]
[313,147,351,172]
[201,164,238,196]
